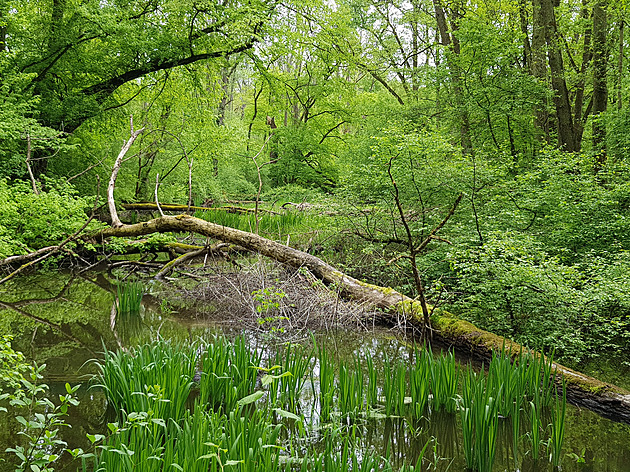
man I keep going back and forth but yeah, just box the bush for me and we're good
[446,232,630,363]
[0,178,102,258]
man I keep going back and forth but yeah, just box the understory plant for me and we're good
[1,336,82,472]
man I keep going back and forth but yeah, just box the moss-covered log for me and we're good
[94,214,630,423]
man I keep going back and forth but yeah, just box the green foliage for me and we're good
[0,335,35,407]
[0,337,81,472]
[6,381,81,472]
[448,231,630,362]
[252,287,286,314]
[93,341,198,423]
[0,179,101,258]
[0,66,67,180]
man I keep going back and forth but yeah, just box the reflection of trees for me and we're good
[0,274,97,353]
[87,272,197,349]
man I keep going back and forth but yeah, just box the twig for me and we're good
[386,155,431,339]
[0,213,96,285]
[66,154,108,183]
[155,244,226,279]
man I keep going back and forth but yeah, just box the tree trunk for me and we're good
[617,18,625,110]
[592,0,608,169]
[92,214,630,423]
[518,0,532,70]
[108,126,145,228]
[0,5,6,52]
[216,60,238,126]
[433,0,473,155]
[571,0,593,150]
[531,0,550,143]
[542,0,577,152]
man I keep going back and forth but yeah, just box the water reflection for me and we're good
[1,273,630,472]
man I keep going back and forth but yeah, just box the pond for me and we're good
[1,271,630,472]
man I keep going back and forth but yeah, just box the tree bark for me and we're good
[571,0,593,150]
[92,214,630,423]
[542,0,577,152]
[592,0,608,168]
[531,0,550,142]
[108,125,145,228]
[433,0,473,155]
[0,4,6,52]
[518,0,532,70]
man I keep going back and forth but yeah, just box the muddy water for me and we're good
[1,272,630,471]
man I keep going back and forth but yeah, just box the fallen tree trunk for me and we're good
[121,203,280,215]
[94,214,630,423]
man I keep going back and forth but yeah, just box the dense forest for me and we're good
[3,1,630,471]
[1,0,629,368]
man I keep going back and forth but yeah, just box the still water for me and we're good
[1,272,629,471]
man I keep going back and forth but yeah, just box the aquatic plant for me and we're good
[548,384,567,467]
[527,400,543,461]
[94,340,197,422]
[268,342,313,410]
[382,355,407,416]
[87,336,570,472]
[459,370,499,472]
[337,360,365,416]
[316,343,335,422]
[223,407,283,472]
[198,336,261,412]
[510,390,523,468]
[430,350,459,412]
[409,347,431,419]
[487,348,525,417]
[365,350,379,408]
[116,280,144,315]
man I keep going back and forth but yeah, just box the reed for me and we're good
[527,400,543,461]
[409,347,431,419]
[89,335,569,472]
[270,343,313,410]
[487,348,523,417]
[223,407,283,472]
[316,343,335,422]
[365,351,379,408]
[195,209,245,230]
[337,360,365,416]
[430,350,459,412]
[521,348,556,408]
[92,406,284,472]
[459,369,499,472]
[116,280,144,315]
[382,355,407,416]
[94,340,197,422]
[548,384,567,467]
[198,335,261,412]
[510,391,523,468]
[198,335,233,411]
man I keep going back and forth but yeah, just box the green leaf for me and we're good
[273,408,300,421]
[236,390,264,406]
[87,434,105,444]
